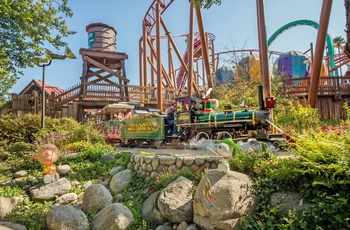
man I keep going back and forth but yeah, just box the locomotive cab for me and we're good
[175,96,203,125]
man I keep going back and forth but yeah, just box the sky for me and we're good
[11,0,347,94]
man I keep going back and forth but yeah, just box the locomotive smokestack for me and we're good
[258,85,265,110]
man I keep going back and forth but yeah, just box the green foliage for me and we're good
[212,79,262,111]
[295,131,350,187]
[153,167,205,191]
[0,114,41,145]
[193,0,222,9]
[254,157,304,190]
[274,101,321,134]
[0,114,105,152]
[242,128,350,229]
[120,172,157,229]
[7,200,54,229]
[0,0,75,102]
[228,146,271,174]
[60,141,92,153]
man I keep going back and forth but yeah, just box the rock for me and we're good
[114,194,123,202]
[270,191,306,214]
[98,181,109,187]
[157,176,194,223]
[29,178,71,202]
[0,221,27,230]
[56,193,78,205]
[109,169,132,193]
[110,166,122,176]
[92,203,134,230]
[46,205,89,230]
[82,184,112,213]
[13,170,26,178]
[193,169,258,230]
[3,182,16,188]
[0,197,22,217]
[83,180,92,188]
[155,225,173,230]
[142,192,165,223]
[177,221,189,230]
[56,165,70,175]
[101,154,115,163]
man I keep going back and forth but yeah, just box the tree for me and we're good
[0,0,75,105]
[194,0,222,9]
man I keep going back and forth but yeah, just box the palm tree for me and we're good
[333,36,346,76]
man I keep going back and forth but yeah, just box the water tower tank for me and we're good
[86,23,117,52]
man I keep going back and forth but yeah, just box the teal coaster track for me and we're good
[267,19,335,76]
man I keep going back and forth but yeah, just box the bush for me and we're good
[275,102,321,134]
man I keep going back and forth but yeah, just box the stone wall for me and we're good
[127,153,222,179]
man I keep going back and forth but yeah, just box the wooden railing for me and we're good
[280,76,350,96]
[55,83,81,107]
[3,76,350,117]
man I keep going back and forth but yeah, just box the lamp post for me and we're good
[39,47,76,129]
[39,60,52,129]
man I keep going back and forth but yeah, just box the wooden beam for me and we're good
[84,56,130,83]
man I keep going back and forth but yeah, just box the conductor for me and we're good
[166,103,177,135]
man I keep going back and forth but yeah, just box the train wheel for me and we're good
[217,131,232,140]
[129,140,140,147]
[196,132,210,142]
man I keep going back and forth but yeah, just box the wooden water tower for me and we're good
[77,23,130,120]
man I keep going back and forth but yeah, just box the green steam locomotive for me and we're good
[104,87,283,148]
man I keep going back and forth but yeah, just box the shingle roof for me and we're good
[19,79,65,96]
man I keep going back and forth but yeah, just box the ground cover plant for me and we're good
[0,108,349,229]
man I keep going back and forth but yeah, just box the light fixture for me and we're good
[40,47,76,129]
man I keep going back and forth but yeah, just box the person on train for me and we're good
[124,109,132,120]
[166,103,176,135]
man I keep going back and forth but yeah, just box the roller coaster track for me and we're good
[143,0,214,91]
[267,19,335,75]
[143,0,174,35]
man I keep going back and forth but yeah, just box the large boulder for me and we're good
[46,205,89,230]
[109,169,132,193]
[29,178,71,201]
[82,184,112,213]
[92,203,134,230]
[157,176,194,223]
[193,169,258,230]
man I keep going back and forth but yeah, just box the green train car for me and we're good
[120,113,171,147]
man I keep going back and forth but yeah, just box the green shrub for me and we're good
[60,141,92,153]
[275,102,321,134]
[0,114,41,145]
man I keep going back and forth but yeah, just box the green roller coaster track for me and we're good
[267,19,335,76]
